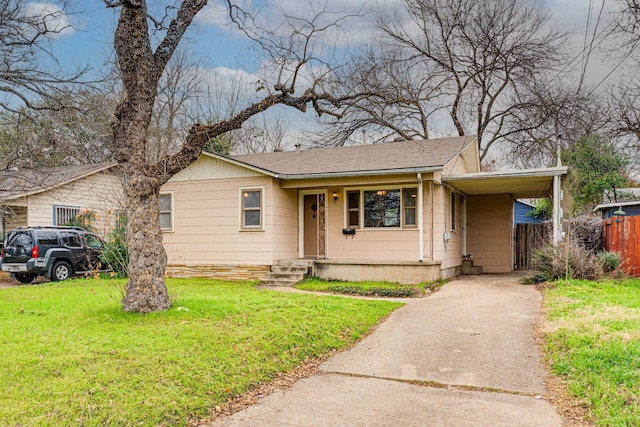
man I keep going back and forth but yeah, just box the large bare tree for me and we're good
[322,0,566,161]
[106,0,357,312]
[0,0,87,113]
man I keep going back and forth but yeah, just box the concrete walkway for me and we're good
[212,274,562,426]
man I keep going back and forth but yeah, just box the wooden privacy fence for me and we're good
[603,216,640,277]
[515,222,551,270]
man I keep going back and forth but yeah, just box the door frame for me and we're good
[298,189,328,259]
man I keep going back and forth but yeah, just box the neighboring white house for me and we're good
[0,163,124,238]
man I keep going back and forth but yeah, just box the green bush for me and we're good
[596,251,621,273]
[101,216,128,277]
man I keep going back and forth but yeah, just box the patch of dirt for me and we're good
[535,288,595,427]
[0,272,48,288]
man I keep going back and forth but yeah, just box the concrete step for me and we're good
[272,265,310,274]
[266,272,306,281]
[461,259,483,275]
[261,259,313,286]
[275,259,314,267]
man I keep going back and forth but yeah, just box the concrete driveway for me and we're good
[211,274,562,426]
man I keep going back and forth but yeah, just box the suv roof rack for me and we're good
[14,225,86,231]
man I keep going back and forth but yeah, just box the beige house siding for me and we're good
[466,194,514,273]
[170,154,265,182]
[322,180,424,262]
[162,175,297,266]
[2,171,123,237]
[3,206,27,232]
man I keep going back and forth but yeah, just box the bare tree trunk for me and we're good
[121,183,169,312]
[106,0,357,312]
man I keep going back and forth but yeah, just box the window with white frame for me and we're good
[347,188,418,229]
[403,188,417,227]
[54,205,80,226]
[240,188,263,230]
[347,190,360,228]
[159,193,173,231]
[450,191,456,231]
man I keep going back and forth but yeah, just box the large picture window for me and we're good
[159,193,173,231]
[348,187,418,229]
[364,189,401,227]
[241,188,263,230]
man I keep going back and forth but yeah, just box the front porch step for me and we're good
[261,259,313,286]
[461,259,483,275]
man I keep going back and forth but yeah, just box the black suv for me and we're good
[0,226,105,283]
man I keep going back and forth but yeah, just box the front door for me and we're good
[303,193,326,259]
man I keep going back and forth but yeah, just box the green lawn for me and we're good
[543,278,640,426]
[296,277,445,297]
[0,278,402,426]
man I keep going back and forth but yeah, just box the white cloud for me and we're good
[196,0,404,48]
[23,2,75,38]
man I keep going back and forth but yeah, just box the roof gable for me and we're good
[170,153,270,182]
[227,136,476,178]
[0,162,116,202]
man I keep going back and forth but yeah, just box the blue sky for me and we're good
[33,0,624,150]
[43,0,618,87]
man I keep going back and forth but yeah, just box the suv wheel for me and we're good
[14,274,36,284]
[51,261,72,282]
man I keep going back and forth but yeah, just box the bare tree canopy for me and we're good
[0,0,88,112]
[321,0,566,162]
[105,0,361,312]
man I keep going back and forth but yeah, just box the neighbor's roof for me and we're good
[594,200,640,213]
[226,136,476,178]
[0,162,116,202]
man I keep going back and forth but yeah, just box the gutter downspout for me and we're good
[418,173,424,262]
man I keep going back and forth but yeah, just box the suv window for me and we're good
[85,234,102,249]
[7,232,33,247]
[35,230,59,245]
[60,231,82,248]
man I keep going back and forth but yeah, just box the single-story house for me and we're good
[0,162,124,238]
[161,137,567,283]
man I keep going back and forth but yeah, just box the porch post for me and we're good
[552,175,563,245]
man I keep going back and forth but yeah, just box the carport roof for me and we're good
[444,167,568,198]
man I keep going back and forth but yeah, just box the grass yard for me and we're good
[543,278,640,426]
[0,278,402,426]
[296,277,445,297]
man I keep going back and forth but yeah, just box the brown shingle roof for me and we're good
[227,136,476,177]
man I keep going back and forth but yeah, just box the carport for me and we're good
[443,167,567,273]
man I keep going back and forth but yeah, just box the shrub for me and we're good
[101,216,128,277]
[596,251,621,273]
[65,209,98,233]
[533,239,604,281]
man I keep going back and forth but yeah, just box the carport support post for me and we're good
[552,175,562,245]
[552,134,563,245]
